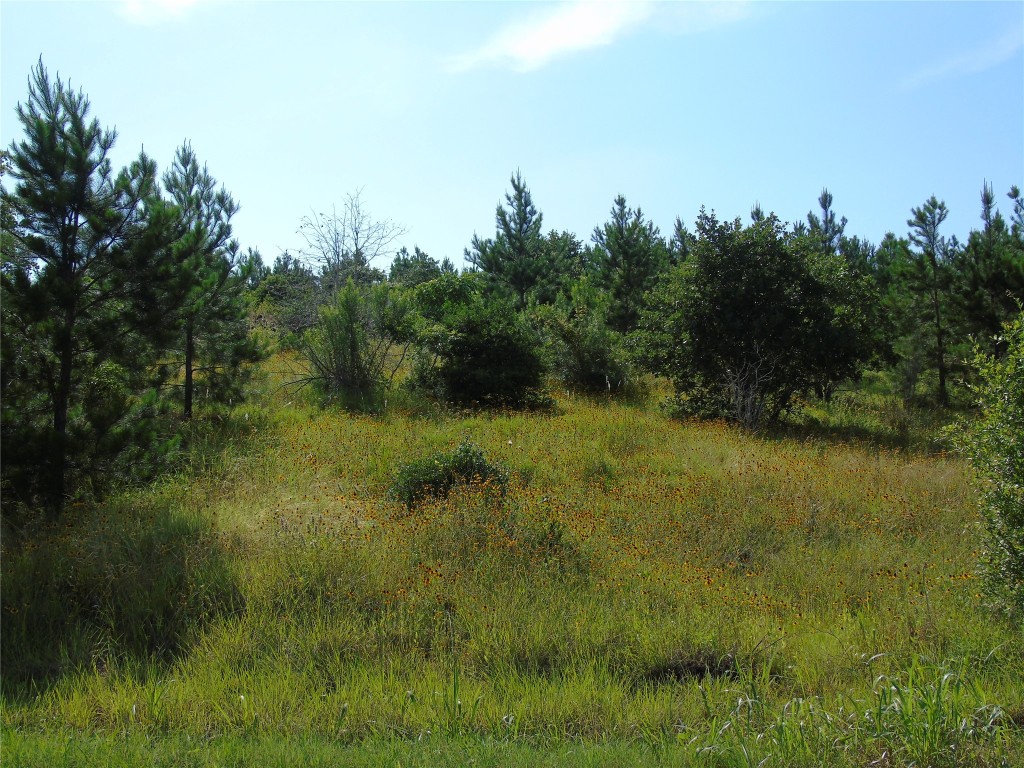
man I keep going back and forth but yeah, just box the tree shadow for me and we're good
[761,409,955,456]
[1,494,241,698]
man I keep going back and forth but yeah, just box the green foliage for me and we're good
[592,195,670,333]
[1,60,182,514]
[634,210,881,428]
[465,172,563,309]
[389,245,455,287]
[806,187,848,256]
[534,278,630,393]
[953,182,1024,358]
[298,279,413,410]
[889,196,958,405]
[163,143,265,419]
[955,312,1024,615]
[388,439,510,510]
[410,273,548,408]
[249,251,319,338]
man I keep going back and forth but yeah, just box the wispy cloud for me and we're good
[899,27,1023,91]
[447,0,656,74]
[117,0,204,25]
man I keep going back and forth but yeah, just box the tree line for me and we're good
[4,61,1023,520]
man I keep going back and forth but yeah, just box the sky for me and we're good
[2,1,1022,271]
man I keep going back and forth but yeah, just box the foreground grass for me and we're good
[3,372,1023,765]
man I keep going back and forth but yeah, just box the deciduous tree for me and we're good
[634,209,878,428]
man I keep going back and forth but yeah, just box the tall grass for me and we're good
[3,363,1021,764]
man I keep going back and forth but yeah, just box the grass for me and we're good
[2,360,1022,765]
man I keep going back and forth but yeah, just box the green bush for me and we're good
[955,311,1024,615]
[298,280,413,410]
[534,278,631,393]
[410,274,549,408]
[633,211,882,429]
[389,439,510,510]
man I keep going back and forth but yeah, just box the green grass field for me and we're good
[3,365,1022,766]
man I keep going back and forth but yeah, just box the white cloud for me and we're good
[899,27,1023,91]
[117,0,204,25]
[447,0,656,74]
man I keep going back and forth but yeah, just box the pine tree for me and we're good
[592,195,669,333]
[902,196,956,405]
[954,182,1024,357]
[465,171,555,309]
[2,60,181,514]
[389,246,453,287]
[806,188,847,255]
[163,144,263,419]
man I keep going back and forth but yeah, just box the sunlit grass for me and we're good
[3,357,1022,765]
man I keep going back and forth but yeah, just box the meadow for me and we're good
[2,362,1022,767]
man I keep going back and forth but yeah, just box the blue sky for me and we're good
[2,1,1022,269]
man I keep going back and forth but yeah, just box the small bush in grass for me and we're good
[389,440,510,510]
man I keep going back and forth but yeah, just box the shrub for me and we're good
[389,439,510,510]
[297,280,413,410]
[955,311,1024,615]
[410,274,548,408]
[534,278,631,393]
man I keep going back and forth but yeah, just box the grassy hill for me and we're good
[3,364,1022,766]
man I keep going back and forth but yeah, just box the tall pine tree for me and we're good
[901,196,957,405]
[2,61,181,514]
[465,171,558,309]
[592,195,668,333]
[163,144,263,419]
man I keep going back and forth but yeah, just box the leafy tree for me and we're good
[634,209,879,428]
[953,182,1024,357]
[163,143,263,419]
[410,273,547,407]
[389,246,455,287]
[954,311,1024,616]
[802,190,890,397]
[2,61,182,514]
[465,171,558,309]
[592,194,669,333]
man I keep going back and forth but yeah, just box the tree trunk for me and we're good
[48,312,75,518]
[184,323,195,420]
[931,284,948,406]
